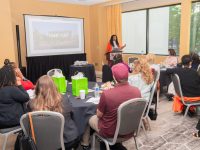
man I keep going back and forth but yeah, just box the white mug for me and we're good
[80,90,85,100]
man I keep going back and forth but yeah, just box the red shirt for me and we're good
[21,80,34,90]
[97,83,141,138]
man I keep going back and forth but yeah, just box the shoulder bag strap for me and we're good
[28,113,36,144]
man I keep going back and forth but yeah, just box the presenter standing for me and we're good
[106,34,126,52]
[106,35,126,66]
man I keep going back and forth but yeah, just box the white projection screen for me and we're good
[24,15,85,57]
[122,10,146,54]
[149,7,169,55]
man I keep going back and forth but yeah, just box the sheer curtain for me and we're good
[106,4,122,43]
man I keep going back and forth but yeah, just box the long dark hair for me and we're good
[168,49,176,56]
[190,52,200,64]
[109,34,119,47]
[0,65,16,88]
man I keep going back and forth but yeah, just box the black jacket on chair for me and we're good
[166,67,200,97]
[0,85,29,129]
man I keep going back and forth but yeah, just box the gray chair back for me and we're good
[112,98,147,142]
[171,74,185,104]
[20,111,65,150]
[171,74,183,96]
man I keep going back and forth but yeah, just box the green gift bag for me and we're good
[52,76,67,93]
[72,77,88,96]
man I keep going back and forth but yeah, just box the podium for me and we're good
[105,50,122,67]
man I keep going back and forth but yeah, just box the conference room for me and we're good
[1,0,200,150]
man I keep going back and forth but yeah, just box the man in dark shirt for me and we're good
[166,55,200,97]
[81,63,141,150]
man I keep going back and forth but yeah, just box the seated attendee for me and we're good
[128,58,154,101]
[4,59,34,90]
[81,63,141,150]
[0,65,29,129]
[166,55,200,112]
[112,54,131,73]
[194,119,200,137]
[190,52,200,70]
[28,75,79,150]
[163,49,178,67]
[146,53,160,73]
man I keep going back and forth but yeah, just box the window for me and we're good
[149,5,181,55]
[122,5,181,55]
[122,10,146,54]
[190,2,200,54]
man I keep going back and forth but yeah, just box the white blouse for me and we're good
[128,73,154,101]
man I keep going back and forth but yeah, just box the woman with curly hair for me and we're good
[128,58,154,101]
[29,75,79,150]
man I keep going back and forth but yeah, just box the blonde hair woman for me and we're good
[128,58,154,101]
[146,53,160,73]
[29,75,79,150]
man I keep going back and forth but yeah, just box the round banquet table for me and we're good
[66,82,101,136]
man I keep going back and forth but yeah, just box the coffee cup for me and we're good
[80,90,85,100]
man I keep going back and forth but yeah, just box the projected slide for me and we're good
[24,15,84,57]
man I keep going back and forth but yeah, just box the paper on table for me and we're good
[88,89,94,93]
[27,89,35,99]
[86,97,100,104]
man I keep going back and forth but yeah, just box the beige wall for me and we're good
[0,0,16,66]
[122,0,181,11]
[89,5,108,71]
[9,0,91,66]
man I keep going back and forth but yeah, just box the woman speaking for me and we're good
[106,34,126,52]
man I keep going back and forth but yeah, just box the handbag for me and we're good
[148,100,158,121]
[16,113,37,150]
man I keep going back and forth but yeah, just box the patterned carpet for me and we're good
[123,96,200,150]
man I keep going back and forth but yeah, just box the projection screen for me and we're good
[24,15,84,57]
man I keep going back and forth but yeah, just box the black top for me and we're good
[62,95,79,144]
[166,67,200,97]
[28,95,79,144]
[0,85,29,129]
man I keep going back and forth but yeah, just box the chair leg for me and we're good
[133,136,138,150]
[2,134,8,150]
[92,134,96,150]
[146,118,151,131]
[183,106,190,122]
[141,122,148,138]
[104,141,110,150]
[157,90,160,107]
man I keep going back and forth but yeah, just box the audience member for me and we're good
[81,63,141,150]
[0,65,29,129]
[112,54,131,72]
[166,55,200,113]
[4,59,34,90]
[194,119,200,137]
[190,51,200,70]
[28,75,79,150]
[163,49,178,67]
[128,58,154,101]
[146,53,160,73]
